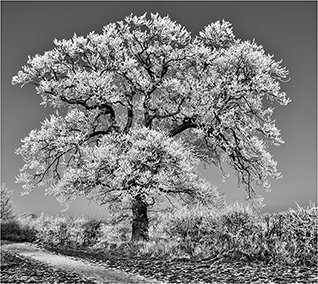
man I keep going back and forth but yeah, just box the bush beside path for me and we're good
[1,202,317,283]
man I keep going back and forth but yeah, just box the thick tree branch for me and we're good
[169,117,198,137]
[123,94,135,134]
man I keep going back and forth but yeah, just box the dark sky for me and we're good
[1,1,317,217]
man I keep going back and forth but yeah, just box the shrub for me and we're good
[0,218,37,242]
[92,219,132,249]
[1,219,20,240]
[260,202,317,266]
[82,218,103,247]
[32,214,61,245]
[151,200,317,266]
[1,184,17,221]
[156,204,221,257]
[215,202,264,258]
[66,216,86,247]
[32,214,87,247]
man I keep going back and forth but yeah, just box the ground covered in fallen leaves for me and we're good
[37,243,318,284]
[1,242,317,284]
[0,249,96,284]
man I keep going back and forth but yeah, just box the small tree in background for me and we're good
[1,184,17,220]
[12,13,290,242]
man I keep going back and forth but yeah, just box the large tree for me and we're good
[13,13,290,242]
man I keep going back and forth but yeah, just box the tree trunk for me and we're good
[130,194,149,243]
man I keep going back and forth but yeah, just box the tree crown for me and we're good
[13,13,290,207]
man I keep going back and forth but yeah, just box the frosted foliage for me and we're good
[13,13,290,208]
[199,20,235,49]
[1,184,16,220]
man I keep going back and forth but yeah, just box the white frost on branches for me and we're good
[13,13,291,209]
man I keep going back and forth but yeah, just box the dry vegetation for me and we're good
[1,202,317,283]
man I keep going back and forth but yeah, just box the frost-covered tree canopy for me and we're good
[13,13,290,211]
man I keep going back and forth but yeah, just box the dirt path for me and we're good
[1,241,163,284]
